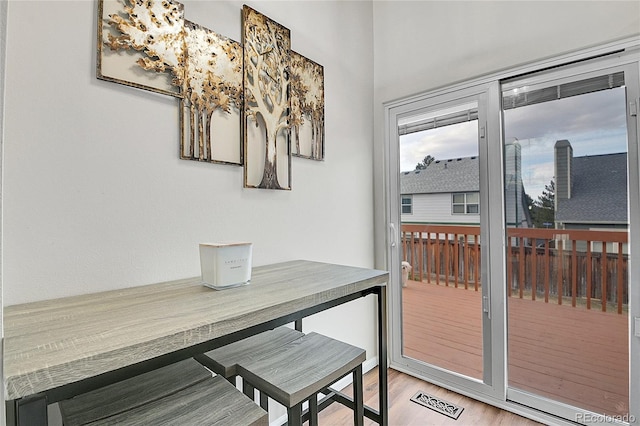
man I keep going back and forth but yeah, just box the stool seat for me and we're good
[195,327,303,378]
[90,376,267,426]
[59,358,267,426]
[237,332,366,425]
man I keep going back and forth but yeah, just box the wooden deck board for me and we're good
[402,280,629,416]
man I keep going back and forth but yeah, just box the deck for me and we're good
[402,279,629,416]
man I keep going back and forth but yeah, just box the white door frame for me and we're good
[382,39,639,426]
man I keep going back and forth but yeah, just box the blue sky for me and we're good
[399,86,628,200]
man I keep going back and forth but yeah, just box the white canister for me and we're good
[199,242,253,289]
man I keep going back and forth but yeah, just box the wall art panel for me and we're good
[97,0,185,97]
[290,51,325,161]
[242,5,292,190]
[180,21,243,165]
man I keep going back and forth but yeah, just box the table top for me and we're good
[3,260,388,401]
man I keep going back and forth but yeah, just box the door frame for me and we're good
[501,49,640,426]
[385,81,505,401]
[382,38,640,426]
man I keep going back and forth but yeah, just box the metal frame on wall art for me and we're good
[242,5,292,190]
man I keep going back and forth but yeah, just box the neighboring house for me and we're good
[401,141,530,228]
[401,156,480,226]
[554,140,628,231]
[554,140,628,253]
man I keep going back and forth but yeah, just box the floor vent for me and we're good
[410,391,464,420]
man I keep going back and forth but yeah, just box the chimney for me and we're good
[554,140,573,207]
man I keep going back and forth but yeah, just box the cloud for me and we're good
[400,85,628,200]
[400,121,477,171]
[503,86,626,142]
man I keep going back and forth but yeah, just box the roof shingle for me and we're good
[555,153,627,224]
[400,157,479,195]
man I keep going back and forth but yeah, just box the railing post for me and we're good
[444,233,450,287]
[617,242,624,314]
[572,241,577,308]
[454,234,459,288]
[474,234,480,291]
[557,240,564,306]
[531,242,537,301]
[519,238,525,299]
[507,237,512,297]
[602,243,607,312]
[544,239,550,304]
[418,231,424,283]
[435,233,440,285]
[586,241,592,310]
[426,232,431,284]
[464,234,469,290]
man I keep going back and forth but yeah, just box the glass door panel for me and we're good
[503,70,630,418]
[399,101,484,380]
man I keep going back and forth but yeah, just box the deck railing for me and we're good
[401,224,629,314]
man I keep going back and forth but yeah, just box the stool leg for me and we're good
[259,392,269,411]
[353,366,364,426]
[287,404,303,426]
[309,395,319,426]
[243,381,255,402]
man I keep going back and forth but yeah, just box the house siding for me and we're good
[402,193,480,225]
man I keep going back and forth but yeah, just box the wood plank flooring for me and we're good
[318,367,542,425]
[401,280,629,416]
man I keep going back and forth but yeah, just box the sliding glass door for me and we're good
[387,84,503,399]
[502,59,639,423]
[385,47,639,425]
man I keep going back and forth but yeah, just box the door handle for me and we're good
[389,223,397,247]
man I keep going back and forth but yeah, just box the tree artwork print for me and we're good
[98,1,325,188]
[181,21,243,164]
[99,0,186,96]
[99,0,243,165]
[242,5,292,190]
[290,51,325,161]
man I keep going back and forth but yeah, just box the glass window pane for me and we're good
[399,102,483,381]
[503,76,629,417]
[466,192,479,203]
[467,204,479,214]
[453,193,465,203]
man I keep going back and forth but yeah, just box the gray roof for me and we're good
[556,153,627,224]
[401,157,479,195]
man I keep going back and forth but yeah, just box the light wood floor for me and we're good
[318,367,541,425]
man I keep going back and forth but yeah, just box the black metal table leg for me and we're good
[377,286,388,426]
[13,394,47,426]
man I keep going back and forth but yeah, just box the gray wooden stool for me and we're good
[237,332,366,426]
[59,358,267,425]
[195,326,303,408]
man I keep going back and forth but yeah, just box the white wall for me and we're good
[2,0,376,362]
[372,0,640,269]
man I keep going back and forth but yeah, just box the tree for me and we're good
[532,179,555,228]
[243,7,291,189]
[415,155,435,170]
[183,21,242,160]
[289,52,324,160]
[105,0,186,89]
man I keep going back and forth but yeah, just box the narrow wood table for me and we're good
[4,260,388,426]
